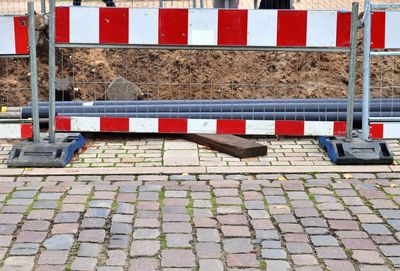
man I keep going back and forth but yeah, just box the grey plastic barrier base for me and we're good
[8,133,85,168]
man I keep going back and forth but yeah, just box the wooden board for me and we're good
[181,134,268,158]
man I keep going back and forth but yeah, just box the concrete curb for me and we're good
[0,165,394,176]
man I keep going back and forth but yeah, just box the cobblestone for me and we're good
[0,170,397,270]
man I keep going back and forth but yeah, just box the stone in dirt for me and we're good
[105,76,143,101]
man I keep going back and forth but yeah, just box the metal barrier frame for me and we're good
[362,0,400,139]
[47,0,359,139]
[0,2,38,140]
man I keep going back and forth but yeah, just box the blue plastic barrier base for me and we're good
[8,133,85,168]
[319,132,393,165]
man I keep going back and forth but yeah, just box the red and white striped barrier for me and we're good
[371,11,400,49]
[0,16,29,55]
[370,122,400,139]
[0,123,32,139]
[55,116,347,137]
[55,7,351,48]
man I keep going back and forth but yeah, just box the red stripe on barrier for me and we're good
[275,120,305,136]
[100,117,129,132]
[99,8,129,44]
[56,116,71,131]
[13,16,29,55]
[370,123,384,139]
[159,9,188,45]
[218,10,248,46]
[371,11,386,49]
[333,121,346,136]
[277,10,307,47]
[216,119,246,134]
[20,124,32,139]
[159,118,187,133]
[55,7,70,43]
[336,11,351,47]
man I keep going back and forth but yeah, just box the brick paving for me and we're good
[0,173,396,270]
[1,137,400,169]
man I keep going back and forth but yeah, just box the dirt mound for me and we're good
[1,33,399,107]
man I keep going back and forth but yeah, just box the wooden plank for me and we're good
[181,134,268,158]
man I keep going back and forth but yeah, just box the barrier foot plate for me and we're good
[7,133,85,168]
[318,132,393,165]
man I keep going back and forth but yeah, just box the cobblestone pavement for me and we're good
[0,173,398,270]
[1,137,400,169]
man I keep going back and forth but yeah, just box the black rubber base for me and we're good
[319,132,393,165]
[7,133,85,168]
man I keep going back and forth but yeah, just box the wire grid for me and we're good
[369,55,400,120]
[0,57,31,118]
[54,47,354,123]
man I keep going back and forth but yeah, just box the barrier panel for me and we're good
[46,2,360,138]
[363,1,400,139]
[0,9,34,139]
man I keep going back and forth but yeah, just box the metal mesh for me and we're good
[52,47,353,123]
[369,55,400,119]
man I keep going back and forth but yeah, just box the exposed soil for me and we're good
[1,27,400,107]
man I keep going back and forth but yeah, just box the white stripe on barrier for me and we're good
[70,7,99,44]
[307,10,337,47]
[0,123,31,139]
[304,121,333,136]
[188,9,218,46]
[0,17,16,55]
[71,116,100,132]
[385,11,400,49]
[245,120,275,135]
[188,119,217,133]
[383,122,400,139]
[129,8,159,45]
[247,10,277,47]
[129,118,158,133]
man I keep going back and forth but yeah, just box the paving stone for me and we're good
[265,260,291,271]
[38,250,69,265]
[286,242,313,254]
[196,242,221,258]
[106,250,127,266]
[262,249,287,259]
[78,230,106,243]
[132,229,160,239]
[379,245,400,256]
[221,226,251,237]
[310,235,339,246]
[71,257,97,270]
[130,240,160,256]
[199,259,223,271]
[223,238,253,253]
[78,243,102,257]
[324,260,356,271]
[43,234,74,250]
[129,258,159,271]
[54,212,80,223]
[16,231,47,243]
[2,256,35,271]
[110,222,131,234]
[21,220,50,231]
[52,223,79,234]
[85,208,110,218]
[291,254,318,265]
[166,233,192,248]
[163,222,192,233]
[315,247,347,259]
[352,250,385,264]
[109,235,129,249]
[81,218,106,229]
[342,239,376,250]
[161,249,196,267]
[197,228,220,242]
[362,224,391,235]
[10,243,39,256]
[226,254,258,267]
